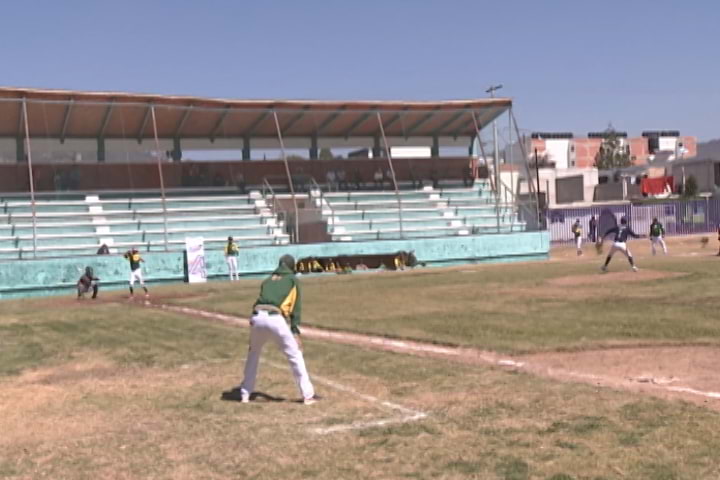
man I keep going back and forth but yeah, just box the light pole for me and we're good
[486,84,503,196]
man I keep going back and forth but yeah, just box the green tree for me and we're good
[593,128,631,170]
[683,175,698,198]
[319,148,334,160]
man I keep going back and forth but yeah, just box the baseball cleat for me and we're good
[303,395,320,405]
[600,266,608,273]
[632,266,638,272]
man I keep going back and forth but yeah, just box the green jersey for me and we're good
[225,242,239,257]
[650,222,665,237]
[254,264,302,334]
[124,251,143,271]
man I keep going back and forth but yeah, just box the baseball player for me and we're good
[571,219,583,256]
[233,254,317,405]
[76,266,99,299]
[124,248,149,298]
[649,217,667,255]
[225,236,240,281]
[599,217,642,272]
[716,224,720,256]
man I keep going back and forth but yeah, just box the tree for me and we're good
[683,175,698,198]
[593,127,631,170]
[318,148,334,160]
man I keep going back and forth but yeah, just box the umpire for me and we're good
[233,254,317,405]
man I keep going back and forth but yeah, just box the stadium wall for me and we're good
[0,231,550,299]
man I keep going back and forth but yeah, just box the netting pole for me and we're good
[273,110,300,244]
[22,98,38,259]
[150,105,169,251]
[508,106,514,204]
[471,110,500,233]
[375,111,403,238]
[510,110,540,225]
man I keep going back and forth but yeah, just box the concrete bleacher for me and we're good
[0,192,289,260]
[314,180,526,242]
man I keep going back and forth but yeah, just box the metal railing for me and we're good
[262,178,294,243]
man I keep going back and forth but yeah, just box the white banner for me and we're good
[185,237,207,283]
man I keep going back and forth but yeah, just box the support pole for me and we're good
[150,106,169,251]
[16,136,25,163]
[309,135,318,160]
[97,138,106,162]
[242,137,251,160]
[22,98,37,258]
[273,110,300,244]
[376,111,403,238]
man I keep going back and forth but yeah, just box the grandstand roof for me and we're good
[0,87,511,140]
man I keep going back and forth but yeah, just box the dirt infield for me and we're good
[521,346,720,408]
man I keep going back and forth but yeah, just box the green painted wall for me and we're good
[0,231,549,300]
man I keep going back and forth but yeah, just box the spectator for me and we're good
[337,169,348,190]
[384,169,393,189]
[429,167,439,189]
[326,170,337,191]
[373,167,383,190]
[212,172,227,187]
[462,162,474,187]
[96,244,110,255]
[352,170,363,190]
[234,172,246,194]
[588,215,597,243]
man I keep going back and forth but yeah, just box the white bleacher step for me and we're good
[249,190,262,199]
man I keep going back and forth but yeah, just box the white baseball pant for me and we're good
[240,310,315,401]
[650,236,667,255]
[226,256,239,281]
[608,241,632,259]
[129,268,145,286]
[575,235,582,252]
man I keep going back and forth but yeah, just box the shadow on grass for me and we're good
[220,388,287,403]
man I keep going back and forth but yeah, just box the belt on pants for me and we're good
[253,304,283,316]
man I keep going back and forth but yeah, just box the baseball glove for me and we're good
[595,242,604,255]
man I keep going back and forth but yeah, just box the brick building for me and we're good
[529,131,696,169]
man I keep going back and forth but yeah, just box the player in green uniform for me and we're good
[124,248,149,298]
[649,217,667,255]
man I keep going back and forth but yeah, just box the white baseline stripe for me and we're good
[264,361,428,435]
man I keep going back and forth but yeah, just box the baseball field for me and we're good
[2,235,720,479]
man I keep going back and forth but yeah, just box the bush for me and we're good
[683,175,698,198]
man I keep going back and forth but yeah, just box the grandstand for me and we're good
[315,180,523,242]
[0,191,288,260]
[0,87,549,297]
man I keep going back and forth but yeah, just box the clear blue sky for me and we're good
[2,1,718,140]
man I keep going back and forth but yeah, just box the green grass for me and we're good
[163,252,720,353]
[3,251,720,478]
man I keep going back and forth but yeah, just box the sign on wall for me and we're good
[185,237,207,283]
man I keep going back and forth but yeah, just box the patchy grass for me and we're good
[163,246,720,354]
[4,240,720,478]
[1,297,720,479]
